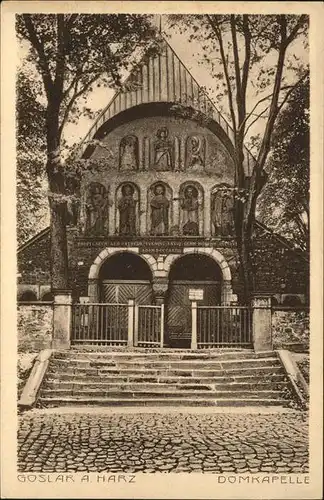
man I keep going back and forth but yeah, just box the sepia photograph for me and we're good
[1,2,323,499]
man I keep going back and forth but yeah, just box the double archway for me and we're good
[88,246,234,305]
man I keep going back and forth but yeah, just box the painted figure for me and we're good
[150,184,170,236]
[180,185,200,236]
[85,182,109,236]
[118,184,137,236]
[186,135,205,170]
[119,135,138,171]
[212,188,234,236]
[154,127,173,171]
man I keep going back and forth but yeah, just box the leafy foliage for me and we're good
[17,14,158,288]
[257,78,309,252]
[16,71,49,245]
[167,14,309,299]
[16,14,158,144]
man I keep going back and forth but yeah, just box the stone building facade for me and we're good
[17,39,309,341]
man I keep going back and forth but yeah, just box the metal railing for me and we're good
[71,302,165,347]
[72,303,129,346]
[136,304,165,347]
[196,305,252,348]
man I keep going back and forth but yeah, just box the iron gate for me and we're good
[166,280,221,347]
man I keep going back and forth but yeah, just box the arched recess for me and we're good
[164,247,234,307]
[164,247,232,282]
[18,290,37,302]
[147,181,173,236]
[88,247,157,303]
[98,251,153,304]
[82,102,235,163]
[42,292,54,302]
[178,181,204,236]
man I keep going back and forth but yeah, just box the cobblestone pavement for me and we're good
[18,409,309,474]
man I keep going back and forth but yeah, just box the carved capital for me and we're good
[152,282,168,300]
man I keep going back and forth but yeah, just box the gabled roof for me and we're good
[79,37,255,175]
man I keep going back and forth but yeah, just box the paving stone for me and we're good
[17,411,309,474]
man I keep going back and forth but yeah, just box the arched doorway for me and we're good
[99,252,153,304]
[167,254,222,347]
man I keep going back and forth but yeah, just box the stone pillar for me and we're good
[252,295,272,352]
[52,291,72,350]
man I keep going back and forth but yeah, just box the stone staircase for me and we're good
[37,349,294,407]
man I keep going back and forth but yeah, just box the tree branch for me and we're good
[54,14,66,95]
[230,16,243,121]
[285,15,308,48]
[58,73,101,138]
[276,71,309,115]
[22,15,54,97]
[244,104,271,137]
[207,15,237,132]
[238,84,292,132]
[241,15,251,113]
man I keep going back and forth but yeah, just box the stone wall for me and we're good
[253,225,309,295]
[18,305,53,352]
[271,309,309,351]
[18,230,51,286]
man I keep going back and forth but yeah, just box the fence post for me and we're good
[134,304,139,347]
[127,299,135,347]
[52,290,72,349]
[191,301,198,350]
[252,296,272,352]
[160,304,165,348]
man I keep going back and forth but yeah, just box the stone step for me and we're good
[68,344,252,356]
[43,380,289,392]
[38,396,289,407]
[40,388,285,399]
[49,357,279,371]
[53,350,272,362]
[47,373,286,385]
[46,365,284,378]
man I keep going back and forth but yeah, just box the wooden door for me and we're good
[101,280,153,304]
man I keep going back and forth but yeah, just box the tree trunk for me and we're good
[46,100,69,291]
[234,134,254,304]
[47,158,69,291]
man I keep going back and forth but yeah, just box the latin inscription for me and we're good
[75,237,235,253]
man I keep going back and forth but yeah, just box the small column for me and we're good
[140,195,147,235]
[52,290,72,349]
[191,301,198,350]
[127,299,135,347]
[173,197,180,232]
[252,295,272,352]
[204,193,211,237]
